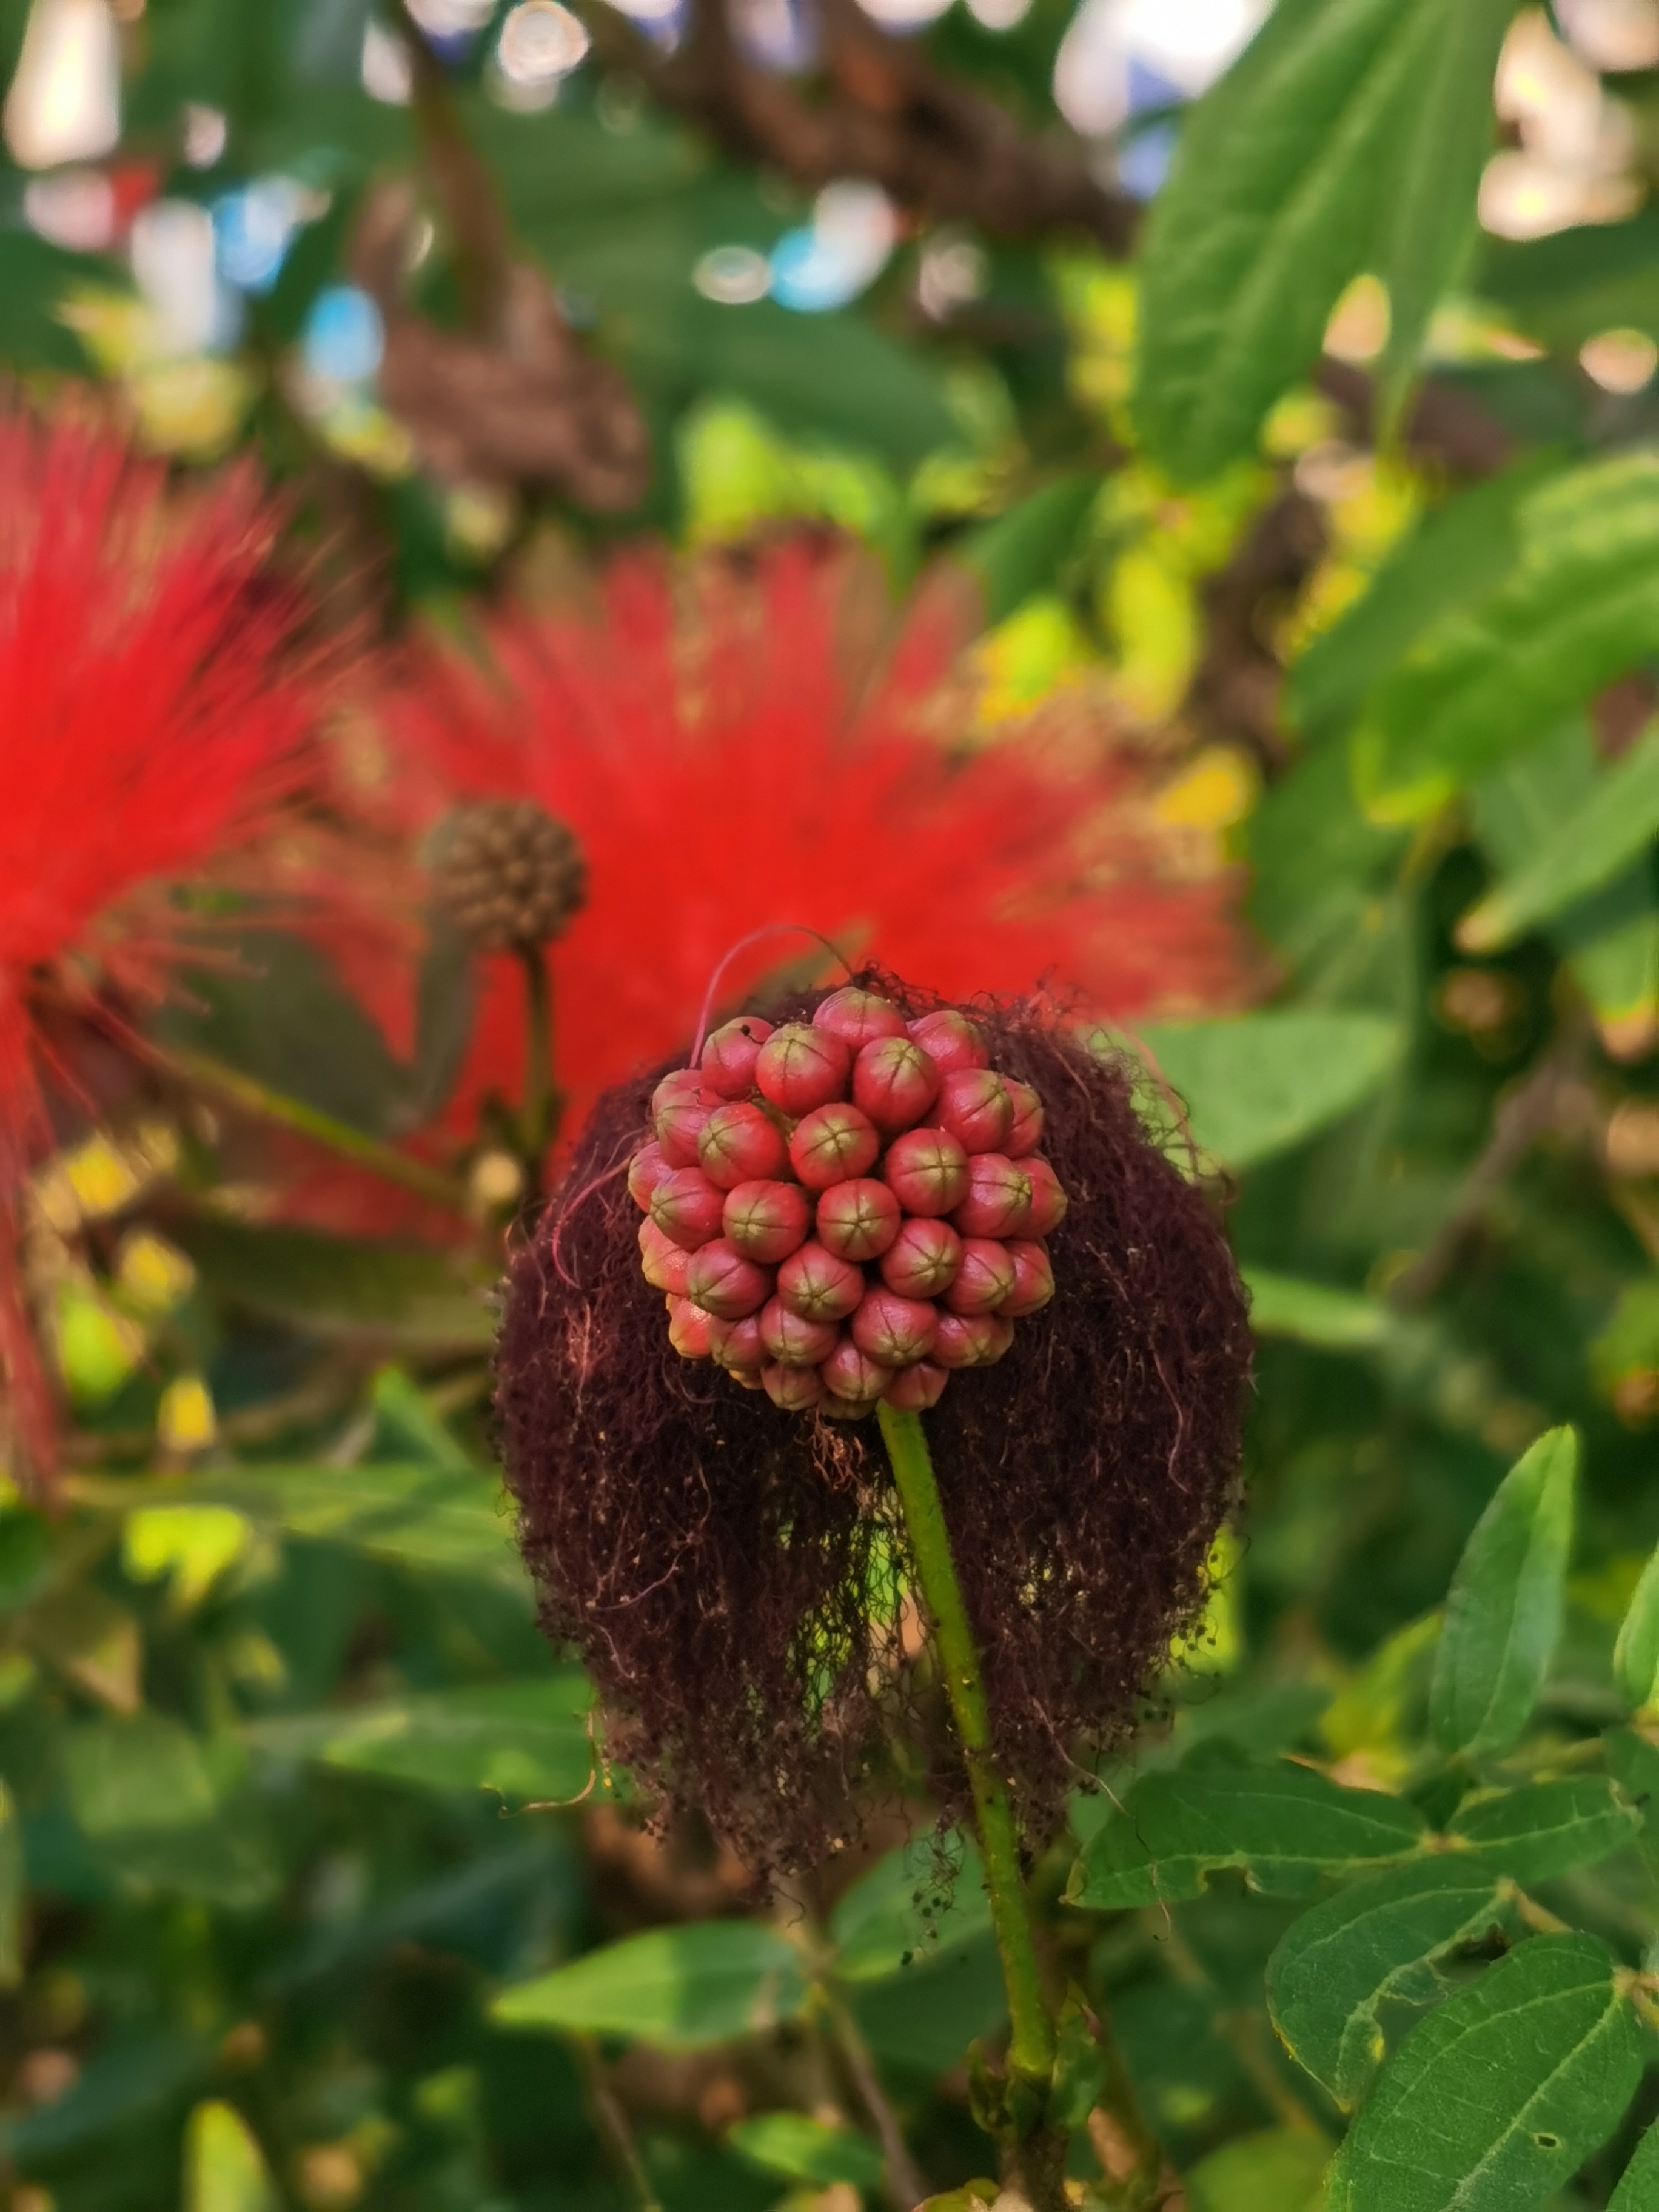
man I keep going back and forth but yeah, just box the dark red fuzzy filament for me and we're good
[494,979,1252,1874]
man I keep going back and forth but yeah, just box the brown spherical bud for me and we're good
[756,1023,851,1114]
[649,1165,726,1252]
[953,1154,1034,1239]
[698,1102,790,1190]
[763,1361,825,1411]
[821,1337,894,1403]
[628,1140,672,1213]
[431,798,586,950]
[881,1360,948,1412]
[700,1016,775,1099]
[723,1179,812,1263]
[937,1068,1014,1154]
[879,1216,963,1300]
[883,1127,970,1216]
[1001,1239,1054,1318]
[776,1239,865,1323]
[707,1313,766,1372]
[850,1287,938,1367]
[759,1296,839,1369]
[1004,1079,1044,1158]
[1022,1158,1068,1237]
[907,1008,988,1075]
[638,1217,691,1295]
[666,1294,716,1359]
[812,987,907,1051]
[852,1036,942,1135]
[685,1239,773,1319]
[789,1102,880,1191]
[942,1238,1017,1316]
[816,1178,902,1262]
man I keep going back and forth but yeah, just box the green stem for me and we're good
[877,1404,1057,2105]
[517,942,560,1184]
[155,1044,466,1213]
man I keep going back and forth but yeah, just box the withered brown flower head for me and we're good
[494,976,1252,1874]
[429,799,587,951]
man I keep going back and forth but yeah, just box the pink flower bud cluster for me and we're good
[626,987,1067,1420]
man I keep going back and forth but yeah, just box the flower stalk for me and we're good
[877,1403,1059,2176]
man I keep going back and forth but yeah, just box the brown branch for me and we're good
[1182,488,1327,772]
[591,0,1136,251]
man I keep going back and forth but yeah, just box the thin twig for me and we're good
[568,2033,664,2212]
[823,1981,930,2210]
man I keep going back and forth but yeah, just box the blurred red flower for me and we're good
[0,406,318,1477]
[336,541,1250,1179]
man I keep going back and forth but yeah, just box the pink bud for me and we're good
[723,1178,812,1263]
[759,1296,839,1369]
[698,1101,791,1190]
[1004,1079,1044,1158]
[776,1239,865,1323]
[813,987,908,1052]
[953,1155,1034,1239]
[789,1102,880,1191]
[851,1287,938,1367]
[816,1178,902,1262]
[755,1023,851,1115]
[652,1073,720,1168]
[707,1312,766,1372]
[685,1238,774,1319]
[880,1217,962,1300]
[699,1016,775,1099]
[638,1217,692,1295]
[821,1337,895,1403]
[666,1295,716,1359]
[931,1310,1013,1369]
[936,1068,1014,1155]
[907,1008,988,1075]
[649,1165,726,1252]
[882,1361,948,1412]
[883,1127,970,1217]
[1022,1158,1068,1237]
[763,1361,825,1411]
[942,1238,1017,1316]
[628,1140,672,1212]
[852,1036,942,1135]
[820,1393,879,1421]
[1002,1239,1054,1318]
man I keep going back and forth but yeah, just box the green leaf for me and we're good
[7,2031,209,2160]
[1268,1858,1508,2108]
[1604,1729,1659,1875]
[1614,1540,1659,1712]
[1447,1776,1644,1881]
[728,2113,885,2188]
[1356,456,1659,820]
[183,2100,279,2212]
[64,1714,221,1835]
[1134,0,1450,481]
[1187,2125,1331,2212]
[1369,0,1513,434]
[850,1928,1007,2077]
[0,1781,22,1989]
[1326,1934,1646,2212]
[1067,1754,1425,1909]
[955,475,1098,627]
[244,1676,602,1805]
[1242,1268,1396,1350]
[1287,463,1550,745]
[828,1832,990,1982]
[177,1221,492,1349]
[1459,724,1659,951]
[1610,2118,1659,2210]
[1429,1427,1577,1759]
[1132,1011,1403,1169]
[492,1922,811,2049]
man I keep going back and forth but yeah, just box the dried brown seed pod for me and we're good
[429,797,586,950]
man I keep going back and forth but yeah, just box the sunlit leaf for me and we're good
[1614,1540,1659,1712]
[830,1831,990,1982]
[1447,1776,1643,1882]
[183,2099,279,2212]
[1131,1011,1403,1168]
[1187,2125,1330,2212]
[728,2111,886,2188]
[492,1922,811,2049]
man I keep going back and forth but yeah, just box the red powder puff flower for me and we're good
[337,540,1252,1188]
[0,403,318,1481]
